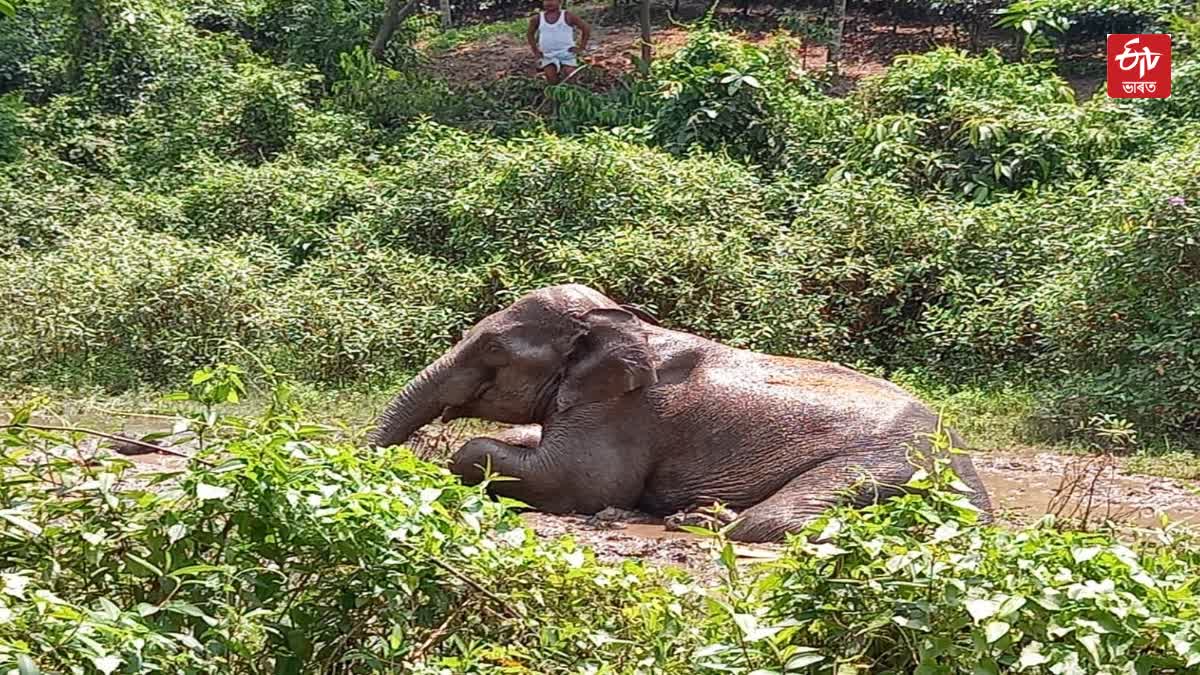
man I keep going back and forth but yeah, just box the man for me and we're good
[527,0,590,85]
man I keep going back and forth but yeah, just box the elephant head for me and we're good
[367,285,659,449]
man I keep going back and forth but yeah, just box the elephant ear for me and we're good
[619,303,660,326]
[557,307,658,411]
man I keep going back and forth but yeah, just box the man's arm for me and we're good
[566,12,590,52]
[527,14,541,56]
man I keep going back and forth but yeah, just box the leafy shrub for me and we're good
[360,124,773,266]
[0,222,278,387]
[0,156,107,253]
[551,28,826,170]
[1037,138,1200,432]
[256,240,488,383]
[0,0,70,99]
[5,394,1200,673]
[248,0,421,78]
[727,459,1200,673]
[858,48,1074,118]
[996,0,1188,44]
[0,92,23,161]
[173,157,375,261]
[1137,57,1200,123]
[330,46,522,132]
[845,49,1155,199]
[0,391,702,673]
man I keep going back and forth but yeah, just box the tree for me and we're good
[828,0,847,75]
[0,0,15,18]
[371,0,422,59]
[639,0,652,74]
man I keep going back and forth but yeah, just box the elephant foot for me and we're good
[664,503,739,534]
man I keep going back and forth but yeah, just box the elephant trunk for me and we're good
[368,350,459,449]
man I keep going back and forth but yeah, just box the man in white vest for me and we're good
[527,0,591,84]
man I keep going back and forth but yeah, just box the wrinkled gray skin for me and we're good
[368,284,992,542]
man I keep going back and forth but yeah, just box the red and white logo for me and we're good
[1107,34,1171,98]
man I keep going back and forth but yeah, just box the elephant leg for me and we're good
[728,460,908,543]
[450,431,599,513]
[449,421,645,515]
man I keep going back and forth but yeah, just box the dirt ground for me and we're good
[420,1,1105,98]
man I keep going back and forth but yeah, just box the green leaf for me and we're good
[720,542,737,571]
[169,564,224,577]
[972,660,1000,675]
[965,598,999,622]
[0,510,43,536]
[1077,633,1102,665]
[167,601,218,626]
[126,553,164,577]
[984,620,1010,643]
[1018,641,1051,669]
[785,652,825,669]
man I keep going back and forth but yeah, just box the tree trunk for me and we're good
[68,0,107,85]
[371,0,421,59]
[639,0,652,74]
[828,0,847,76]
[440,0,452,28]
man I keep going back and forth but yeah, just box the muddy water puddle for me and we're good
[973,451,1200,530]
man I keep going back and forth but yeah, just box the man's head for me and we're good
[543,0,561,12]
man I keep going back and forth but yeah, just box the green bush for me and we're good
[360,124,773,265]
[248,0,421,78]
[0,156,106,253]
[0,92,24,162]
[844,49,1156,199]
[858,48,1074,119]
[996,0,1188,43]
[551,28,826,171]
[0,222,278,387]
[4,394,1200,673]
[1037,138,1200,432]
[256,239,488,383]
[0,0,70,99]
[173,157,375,262]
[738,464,1200,673]
[0,391,703,673]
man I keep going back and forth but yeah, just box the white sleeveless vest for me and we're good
[538,10,574,56]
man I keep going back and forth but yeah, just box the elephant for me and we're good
[367,284,992,542]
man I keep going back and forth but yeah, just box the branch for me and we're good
[398,542,525,620]
[371,0,421,59]
[1,423,211,465]
[410,602,467,662]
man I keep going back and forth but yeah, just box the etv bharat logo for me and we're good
[1107,34,1171,98]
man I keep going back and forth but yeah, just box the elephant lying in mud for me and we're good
[368,284,992,542]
